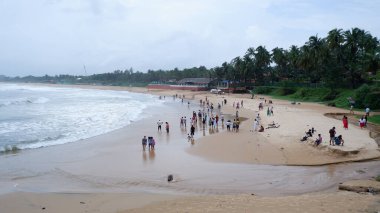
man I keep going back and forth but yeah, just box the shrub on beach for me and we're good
[363,92,380,109]
[376,175,380,182]
[353,84,380,109]
[290,88,331,101]
[354,84,371,108]
[322,89,339,101]
[254,86,275,94]
[276,87,296,96]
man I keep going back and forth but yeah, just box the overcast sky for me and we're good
[0,0,379,77]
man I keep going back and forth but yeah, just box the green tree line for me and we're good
[3,28,379,89]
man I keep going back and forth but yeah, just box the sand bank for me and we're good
[141,88,380,165]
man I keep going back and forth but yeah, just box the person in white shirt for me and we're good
[157,120,163,132]
[365,107,370,116]
[253,119,258,131]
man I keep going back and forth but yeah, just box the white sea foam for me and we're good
[0,83,164,152]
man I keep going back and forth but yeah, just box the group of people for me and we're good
[232,100,243,109]
[251,113,265,132]
[157,120,170,133]
[300,126,344,147]
[300,127,317,142]
[225,119,240,132]
[141,136,156,151]
[299,127,328,147]
[329,127,344,146]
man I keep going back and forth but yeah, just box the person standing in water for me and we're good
[165,122,170,133]
[190,125,195,137]
[157,120,163,132]
[142,136,147,151]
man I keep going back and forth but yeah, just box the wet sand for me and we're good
[1,84,379,212]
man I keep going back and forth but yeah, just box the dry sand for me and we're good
[123,191,380,213]
[1,83,380,213]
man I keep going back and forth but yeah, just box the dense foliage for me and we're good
[1,28,379,89]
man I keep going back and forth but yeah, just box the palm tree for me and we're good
[253,46,271,84]
[287,45,301,80]
[271,47,289,80]
[343,28,372,88]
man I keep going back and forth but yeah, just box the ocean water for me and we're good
[0,84,163,152]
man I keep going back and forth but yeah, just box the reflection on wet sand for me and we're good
[149,149,156,161]
[165,134,170,143]
[142,151,147,163]
[190,138,195,146]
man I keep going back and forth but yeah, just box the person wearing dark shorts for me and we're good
[142,136,147,151]
[329,127,336,145]
[157,120,163,132]
[190,125,195,137]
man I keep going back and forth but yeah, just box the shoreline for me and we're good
[26,84,380,166]
[1,83,380,212]
[8,82,380,166]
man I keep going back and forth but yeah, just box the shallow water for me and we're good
[0,83,163,151]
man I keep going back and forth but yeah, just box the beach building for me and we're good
[147,78,212,91]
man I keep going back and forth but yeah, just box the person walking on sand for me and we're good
[253,119,258,131]
[329,127,336,145]
[151,137,156,149]
[165,122,170,133]
[342,115,348,130]
[157,120,163,132]
[148,137,153,150]
[190,125,195,137]
[359,116,366,129]
[226,120,231,131]
[365,107,370,116]
[142,136,147,151]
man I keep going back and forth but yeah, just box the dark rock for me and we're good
[167,174,173,182]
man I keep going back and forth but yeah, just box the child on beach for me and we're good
[315,134,322,146]
[359,116,366,129]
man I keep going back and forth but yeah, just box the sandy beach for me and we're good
[0,84,379,212]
